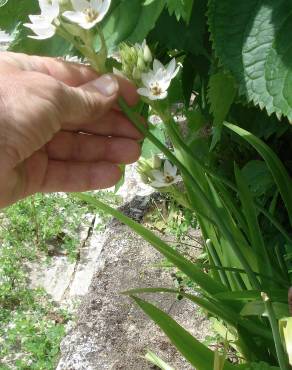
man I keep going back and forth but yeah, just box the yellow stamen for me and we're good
[150,82,162,96]
[84,7,99,22]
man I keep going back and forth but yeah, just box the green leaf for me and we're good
[208,71,237,149]
[241,301,289,319]
[123,287,273,341]
[74,193,226,295]
[132,296,235,370]
[208,0,292,121]
[224,122,292,226]
[208,72,237,126]
[145,351,175,370]
[215,290,287,303]
[149,0,207,55]
[234,164,273,285]
[10,34,72,57]
[242,161,276,197]
[99,0,164,52]
[0,0,37,33]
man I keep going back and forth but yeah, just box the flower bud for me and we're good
[137,56,146,72]
[143,44,152,63]
[132,67,141,80]
[152,155,162,169]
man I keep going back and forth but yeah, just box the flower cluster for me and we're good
[24,0,111,39]
[119,40,152,82]
[138,157,181,189]
[119,40,179,101]
[138,58,180,101]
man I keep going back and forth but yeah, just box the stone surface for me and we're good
[57,199,209,370]
[27,215,101,307]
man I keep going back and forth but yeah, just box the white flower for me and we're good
[24,0,60,40]
[63,0,111,29]
[0,29,13,43]
[137,58,180,101]
[150,160,181,188]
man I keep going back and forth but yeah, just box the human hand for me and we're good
[0,52,142,208]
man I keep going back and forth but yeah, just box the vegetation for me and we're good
[0,192,120,369]
[1,0,292,369]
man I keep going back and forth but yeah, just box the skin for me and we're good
[0,52,142,208]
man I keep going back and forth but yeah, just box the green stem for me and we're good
[262,293,290,370]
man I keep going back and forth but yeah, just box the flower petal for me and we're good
[153,59,164,73]
[164,160,177,177]
[148,91,168,100]
[62,10,86,24]
[71,0,89,11]
[99,0,111,16]
[24,22,56,39]
[150,180,167,188]
[137,87,151,98]
[166,58,176,78]
[38,0,59,20]
[150,170,165,182]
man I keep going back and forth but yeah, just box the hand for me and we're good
[0,52,142,208]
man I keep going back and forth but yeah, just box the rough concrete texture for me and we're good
[57,201,209,370]
[27,215,104,308]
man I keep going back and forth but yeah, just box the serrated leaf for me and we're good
[208,0,292,122]
[150,0,207,55]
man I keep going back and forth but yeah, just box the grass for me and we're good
[0,191,121,369]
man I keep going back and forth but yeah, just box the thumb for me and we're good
[59,74,119,125]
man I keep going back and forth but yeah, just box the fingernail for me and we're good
[91,74,119,97]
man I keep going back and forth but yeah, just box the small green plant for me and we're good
[0,191,121,369]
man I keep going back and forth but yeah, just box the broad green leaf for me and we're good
[149,0,207,55]
[10,34,72,57]
[0,0,37,33]
[224,122,292,226]
[145,351,175,370]
[208,0,292,121]
[132,296,235,370]
[208,71,237,149]
[99,0,164,52]
[74,193,226,295]
[242,161,276,197]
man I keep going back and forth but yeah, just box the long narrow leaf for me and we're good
[234,164,274,286]
[224,122,292,226]
[131,296,235,370]
[74,193,226,295]
[124,288,273,341]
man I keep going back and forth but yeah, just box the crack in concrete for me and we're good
[60,215,96,302]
